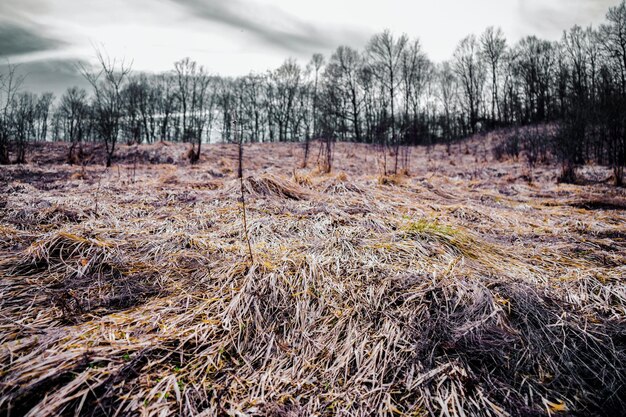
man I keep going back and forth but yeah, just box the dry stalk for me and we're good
[93,165,109,216]
[233,111,254,264]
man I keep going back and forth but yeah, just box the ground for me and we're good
[0,135,625,416]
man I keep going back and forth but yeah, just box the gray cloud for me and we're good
[169,0,368,54]
[517,0,618,37]
[0,19,65,58]
[0,59,89,97]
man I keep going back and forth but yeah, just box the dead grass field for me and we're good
[1,135,625,416]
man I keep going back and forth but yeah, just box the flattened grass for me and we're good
[0,141,625,416]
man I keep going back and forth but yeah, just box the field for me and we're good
[1,135,625,417]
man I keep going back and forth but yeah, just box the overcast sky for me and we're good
[0,0,620,95]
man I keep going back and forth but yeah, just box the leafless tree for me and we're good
[155,73,177,142]
[34,93,54,142]
[599,1,626,184]
[12,92,37,163]
[301,53,325,167]
[367,30,408,174]
[240,74,266,143]
[267,59,302,142]
[59,87,89,163]
[436,61,460,153]
[173,58,213,162]
[454,35,486,135]
[399,38,432,170]
[480,27,507,126]
[601,1,626,94]
[325,46,364,142]
[0,63,25,164]
[80,47,132,167]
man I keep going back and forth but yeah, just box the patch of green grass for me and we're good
[404,219,477,258]
[405,219,458,238]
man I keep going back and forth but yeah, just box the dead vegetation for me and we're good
[0,140,625,417]
[241,175,310,201]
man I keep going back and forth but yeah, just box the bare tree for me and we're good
[436,61,460,153]
[173,58,213,162]
[512,36,554,123]
[267,59,302,142]
[310,53,325,139]
[601,0,626,94]
[599,1,626,184]
[59,87,89,163]
[80,48,132,167]
[0,63,25,164]
[480,27,507,126]
[367,30,408,174]
[400,38,431,170]
[34,93,54,142]
[454,35,486,135]
[302,53,325,167]
[325,46,364,142]
[156,73,177,141]
[12,92,37,164]
[240,73,267,143]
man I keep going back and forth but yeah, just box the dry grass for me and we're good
[0,138,625,417]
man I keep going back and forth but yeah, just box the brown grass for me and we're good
[0,139,625,416]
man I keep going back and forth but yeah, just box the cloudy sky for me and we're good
[0,0,620,95]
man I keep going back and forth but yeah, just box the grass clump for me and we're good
[242,174,310,200]
[378,173,407,186]
[404,218,477,259]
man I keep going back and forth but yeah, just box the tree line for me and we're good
[1,1,625,183]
